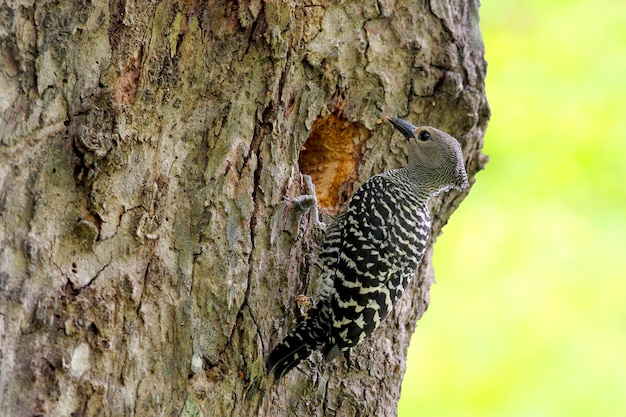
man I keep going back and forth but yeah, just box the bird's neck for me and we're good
[383,166,442,203]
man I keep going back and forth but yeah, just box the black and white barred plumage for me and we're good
[267,117,469,380]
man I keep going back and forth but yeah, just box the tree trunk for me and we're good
[0,1,488,416]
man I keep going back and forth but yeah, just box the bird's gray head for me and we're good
[387,116,469,195]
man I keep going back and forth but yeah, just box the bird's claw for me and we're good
[285,175,326,230]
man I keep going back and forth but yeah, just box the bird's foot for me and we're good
[285,175,327,240]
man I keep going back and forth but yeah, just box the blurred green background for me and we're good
[399,0,626,416]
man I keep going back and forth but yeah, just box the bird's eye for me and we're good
[418,131,431,141]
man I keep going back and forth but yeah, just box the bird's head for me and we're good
[387,116,469,193]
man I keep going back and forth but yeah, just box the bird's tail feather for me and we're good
[266,311,327,380]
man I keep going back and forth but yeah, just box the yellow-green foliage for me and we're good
[399,0,626,415]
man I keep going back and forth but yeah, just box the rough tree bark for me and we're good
[0,0,489,416]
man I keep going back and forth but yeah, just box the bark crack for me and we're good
[243,129,265,353]
[427,0,455,40]
[322,376,331,415]
[135,258,151,314]
[69,259,112,292]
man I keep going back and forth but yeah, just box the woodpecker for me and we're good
[266,116,469,380]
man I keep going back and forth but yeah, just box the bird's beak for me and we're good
[386,116,416,140]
